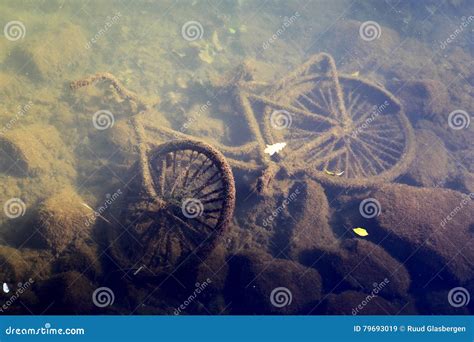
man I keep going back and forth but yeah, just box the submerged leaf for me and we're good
[324,168,335,176]
[264,142,286,156]
[353,227,369,237]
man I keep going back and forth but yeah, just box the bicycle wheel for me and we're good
[262,54,415,187]
[113,139,235,275]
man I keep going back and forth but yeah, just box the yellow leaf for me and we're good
[324,168,335,176]
[353,227,369,237]
[350,71,360,77]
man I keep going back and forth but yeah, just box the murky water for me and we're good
[0,0,472,315]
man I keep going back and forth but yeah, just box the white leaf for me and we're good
[264,142,287,156]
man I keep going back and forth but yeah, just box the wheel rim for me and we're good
[115,140,235,274]
[265,73,415,187]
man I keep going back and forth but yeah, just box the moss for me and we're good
[7,23,88,80]
[288,178,338,259]
[36,271,95,314]
[372,184,474,285]
[0,124,76,179]
[225,250,322,314]
[0,246,53,285]
[334,239,411,299]
[36,186,95,254]
[402,129,450,187]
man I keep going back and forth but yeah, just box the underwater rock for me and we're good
[0,246,53,280]
[54,240,101,279]
[371,184,474,286]
[36,187,95,255]
[322,290,409,315]
[0,245,29,283]
[332,239,411,299]
[459,171,474,193]
[6,23,87,80]
[106,119,139,162]
[402,129,450,187]
[288,178,338,259]
[225,250,322,314]
[0,124,76,179]
[232,177,336,259]
[196,244,228,292]
[386,80,448,124]
[36,271,95,314]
